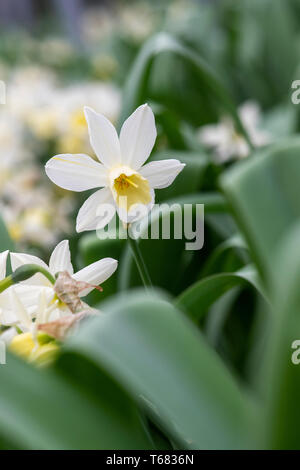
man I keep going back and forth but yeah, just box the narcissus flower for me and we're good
[0,240,117,329]
[45,104,185,230]
[10,239,118,296]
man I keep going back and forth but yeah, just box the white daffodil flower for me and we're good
[0,250,54,327]
[198,101,271,163]
[45,104,185,230]
[0,241,116,329]
[10,239,118,297]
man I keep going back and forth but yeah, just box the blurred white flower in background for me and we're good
[2,189,73,248]
[37,37,76,67]
[119,2,157,42]
[0,61,121,252]
[54,82,121,154]
[81,7,115,44]
[0,112,31,173]
[198,101,272,163]
[90,53,118,81]
[24,80,121,153]
[6,65,58,123]
[81,2,157,45]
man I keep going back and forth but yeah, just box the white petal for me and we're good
[76,187,116,233]
[49,240,74,276]
[0,327,18,345]
[120,104,157,169]
[84,106,121,167]
[45,153,107,191]
[239,101,260,129]
[117,188,155,224]
[73,258,118,297]
[198,124,226,147]
[15,285,54,309]
[140,159,185,189]
[9,289,32,330]
[10,252,51,286]
[0,285,54,326]
[0,250,9,280]
[35,289,48,325]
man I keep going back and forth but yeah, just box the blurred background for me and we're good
[1,0,300,450]
[0,0,298,259]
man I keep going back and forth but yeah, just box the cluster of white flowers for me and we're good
[82,2,157,45]
[0,64,121,251]
[0,241,118,363]
[0,102,185,364]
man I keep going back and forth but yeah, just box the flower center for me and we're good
[114,173,138,190]
[113,172,151,211]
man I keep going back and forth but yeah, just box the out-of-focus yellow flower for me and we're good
[57,109,89,153]
[27,108,59,140]
[8,221,22,242]
[9,331,59,367]
[38,37,75,66]
[70,109,87,131]
[57,133,87,154]
[91,54,118,80]
[8,207,51,243]
[4,190,73,249]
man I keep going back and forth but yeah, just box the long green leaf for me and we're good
[176,265,266,323]
[263,222,300,449]
[0,352,152,449]
[66,290,256,449]
[120,33,253,147]
[221,138,300,281]
[0,216,14,252]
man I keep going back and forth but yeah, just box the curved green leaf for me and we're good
[202,234,249,276]
[120,33,252,147]
[264,222,300,449]
[0,352,152,449]
[221,138,300,281]
[66,290,256,450]
[176,265,266,323]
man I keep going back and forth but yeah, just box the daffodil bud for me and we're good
[9,332,35,359]
[31,342,59,367]
[9,332,59,367]
[0,264,56,294]
[12,264,55,285]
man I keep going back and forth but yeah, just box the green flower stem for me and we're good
[127,232,152,289]
[0,276,13,293]
[0,264,55,293]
